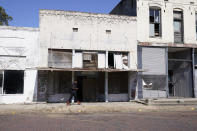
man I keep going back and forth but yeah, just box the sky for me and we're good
[0,0,121,28]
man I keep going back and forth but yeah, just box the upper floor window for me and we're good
[149,7,161,37]
[173,10,183,43]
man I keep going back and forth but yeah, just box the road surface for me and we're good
[0,111,197,131]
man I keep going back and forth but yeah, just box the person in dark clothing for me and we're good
[67,80,80,105]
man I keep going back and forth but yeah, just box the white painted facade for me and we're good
[39,10,138,70]
[4,0,197,103]
[0,26,39,104]
[137,0,197,45]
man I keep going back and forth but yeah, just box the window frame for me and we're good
[173,10,184,43]
[0,70,24,95]
[149,7,162,38]
[83,52,98,69]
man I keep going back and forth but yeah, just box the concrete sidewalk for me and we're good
[138,98,197,106]
[0,102,196,115]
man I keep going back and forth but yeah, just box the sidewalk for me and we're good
[0,102,196,115]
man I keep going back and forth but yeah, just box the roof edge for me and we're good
[0,26,39,32]
[39,9,137,21]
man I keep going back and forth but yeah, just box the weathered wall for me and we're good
[39,10,137,70]
[137,0,197,45]
[111,0,197,45]
[0,26,39,69]
[0,26,39,104]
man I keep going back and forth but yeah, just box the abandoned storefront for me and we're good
[0,26,39,104]
[37,10,138,103]
[37,49,132,102]
[0,70,24,94]
[138,46,195,99]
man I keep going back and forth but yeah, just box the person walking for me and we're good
[67,80,80,105]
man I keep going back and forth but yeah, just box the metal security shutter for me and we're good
[142,47,166,75]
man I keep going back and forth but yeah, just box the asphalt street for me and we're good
[0,111,197,131]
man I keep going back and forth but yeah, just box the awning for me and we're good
[36,67,144,72]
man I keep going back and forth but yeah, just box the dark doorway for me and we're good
[76,72,105,102]
[168,70,174,96]
[77,76,84,102]
[168,48,193,98]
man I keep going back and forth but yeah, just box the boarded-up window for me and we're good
[48,50,72,68]
[83,53,98,68]
[98,53,106,68]
[114,54,123,69]
[73,52,83,68]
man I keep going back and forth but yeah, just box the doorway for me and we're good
[76,72,105,102]
[168,48,193,98]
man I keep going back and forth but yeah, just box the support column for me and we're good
[72,71,75,83]
[128,72,132,101]
[137,46,143,99]
[192,48,197,98]
[128,52,131,69]
[105,72,108,102]
[72,49,75,68]
[105,51,108,69]
[166,48,169,98]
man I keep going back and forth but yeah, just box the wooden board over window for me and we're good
[48,50,72,68]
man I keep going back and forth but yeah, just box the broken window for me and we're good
[108,52,129,70]
[174,10,183,43]
[122,53,129,69]
[149,7,161,37]
[83,52,98,68]
[142,75,166,91]
[3,70,24,94]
